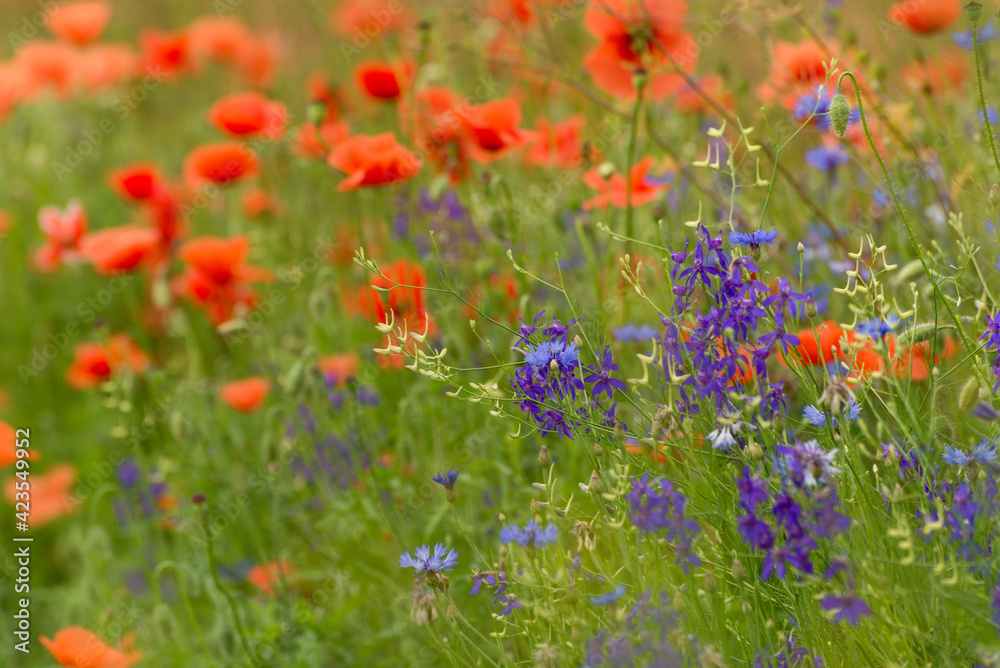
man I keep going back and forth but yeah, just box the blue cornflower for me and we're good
[856,315,900,341]
[943,445,971,467]
[805,145,849,171]
[399,543,459,575]
[845,399,862,422]
[613,323,659,343]
[584,347,627,402]
[738,512,774,551]
[820,594,871,625]
[778,440,840,487]
[736,466,770,511]
[729,229,779,248]
[803,405,828,428]
[954,21,998,50]
[981,107,999,125]
[590,584,626,606]
[432,470,459,489]
[499,519,560,549]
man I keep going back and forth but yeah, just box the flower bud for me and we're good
[588,472,604,495]
[306,100,327,128]
[538,445,552,468]
[991,184,999,209]
[960,377,981,411]
[632,67,648,94]
[598,161,616,180]
[732,558,745,582]
[746,443,764,461]
[805,294,818,318]
[829,93,851,139]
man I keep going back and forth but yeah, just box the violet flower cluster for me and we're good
[663,226,796,429]
[627,473,701,573]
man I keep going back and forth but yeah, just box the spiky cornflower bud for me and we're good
[588,471,604,495]
[960,378,982,412]
[191,493,206,505]
[732,558,745,582]
[829,93,851,139]
[966,1,983,23]
[538,445,552,467]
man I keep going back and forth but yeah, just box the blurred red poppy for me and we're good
[108,162,165,202]
[183,142,259,189]
[207,91,288,139]
[79,225,160,275]
[889,0,960,34]
[174,235,272,324]
[219,377,270,412]
[354,60,412,101]
[67,334,150,389]
[40,626,141,668]
[327,133,421,190]
[582,0,697,101]
[459,98,526,162]
[524,114,588,168]
[47,1,111,45]
[33,199,88,272]
[582,156,666,209]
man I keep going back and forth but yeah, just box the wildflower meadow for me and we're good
[6,0,1000,665]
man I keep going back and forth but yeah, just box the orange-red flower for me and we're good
[354,60,412,101]
[76,44,137,93]
[292,119,350,159]
[328,0,414,39]
[5,463,79,528]
[79,225,160,275]
[902,51,967,95]
[327,133,421,191]
[582,156,666,209]
[207,92,288,139]
[756,40,858,108]
[247,559,294,595]
[14,41,76,98]
[183,142,259,189]
[33,199,88,272]
[47,1,111,45]
[1,421,39,470]
[889,0,961,34]
[409,86,472,183]
[66,334,150,389]
[219,377,269,412]
[582,0,698,101]
[524,114,588,168]
[242,188,282,218]
[174,235,272,324]
[319,353,359,387]
[459,98,526,162]
[138,29,192,80]
[108,162,166,202]
[40,626,141,668]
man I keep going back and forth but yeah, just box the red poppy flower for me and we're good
[524,114,588,168]
[408,86,472,183]
[292,119,350,159]
[242,188,282,218]
[76,44,137,93]
[327,133,421,191]
[675,74,734,114]
[66,334,150,389]
[582,0,698,101]
[207,92,288,139]
[187,16,254,64]
[354,60,412,101]
[174,235,272,324]
[47,1,111,45]
[756,40,859,108]
[328,0,413,39]
[138,29,192,80]
[1,420,39,470]
[783,321,848,367]
[889,0,960,34]
[218,377,269,412]
[107,162,165,202]
[459,98,526,162]
[902,51,967,95]
[40,625,141,668]
[582,156,666,209]
[247,559,294,596]
[319,353,360,387]
[79,225,160,276]
[14,41,76,98]
[183,142,259,189]
[33,199,88,272]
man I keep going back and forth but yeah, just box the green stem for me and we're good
[201,508,254,658]
[836,71,990,388]
[623,77,646,254]
[973,23,1000,179]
